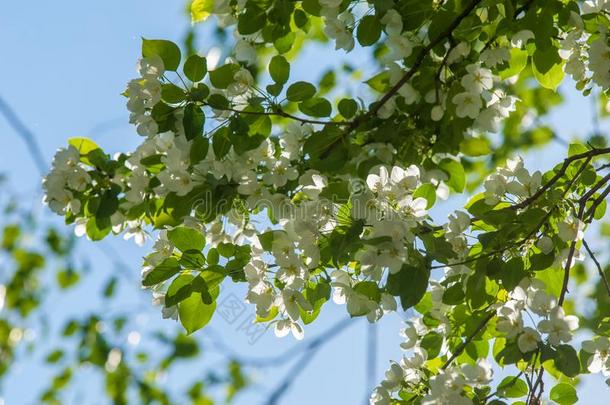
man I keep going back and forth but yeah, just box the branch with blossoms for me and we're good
[41,0,610,404]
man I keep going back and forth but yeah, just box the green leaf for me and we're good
[190,136,209,163]
[142,258,181,287]
[178,287,217,334]
[365,71,390,92]
[191,83,210,102]
[301,281,330,324]
[57,269,80,289]
[303,128,342,158]
[190,0,215,23]
[442,283,465,305]
[237,5,267,35]
[413,184,436,209]
[257,231,275,251]
[286,81,316,102]
[168,226,205,252]
[338,98,358,118]
[500,257,526,290]
[532,58,564,90]
[420,332,443,357]
[461,137,491,156]
[550,383,578,405]
[183,54,207,82]
[555,344,580,377]
[69,137,100,155]
[183,104,204,141]
[275,31,296,54]
[533,47,562,75]
[46,350,64,364]
[162,83,186,104]
[207,248,220,265]
[386,264,430,311]
[142,38,181,71]
[357,15,382,46]
[353,281,381,302]
[568,142,588,157]
[497,376,528,398]
[96,189,119,218]
[499,48,528,79]
[299,97,332,117]
[165,274,195,307]
[207,93,229,109]
[217,242,235,257]
[212,127,232,159]
[439,159,466,192]
[269,55,290,84]
[85,217,111,241]
[209,64,239,89]
[179,250,206,269]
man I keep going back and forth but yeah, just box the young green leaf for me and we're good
[286,81,316,102]
[269,55,290,84]
[142,38,181,71]
[183,54,207,82]
[168,226,205,252]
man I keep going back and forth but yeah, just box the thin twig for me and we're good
[368,0,483,119]
[0,95,48,175]
[512,148,610,210]
[583,239,610,297]
[265,317,355,404]
[318,0,484,157]
[584,183,610,221]
[206,317,355,367]
[441,310,495,370]
[209,104,351,126]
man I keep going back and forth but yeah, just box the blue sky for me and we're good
[1,1,609,404]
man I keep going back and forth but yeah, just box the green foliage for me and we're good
[39,1,610,403]
[142,38,181,71]
[550,383,578,405]
[387,264,430,311]
[183,54,207,82]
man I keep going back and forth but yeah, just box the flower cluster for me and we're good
[43,146,91,215]
[496,279,578,350]
[126,56,165,136]
[560,10,610,90]
[371,317,494,405]
[41,0,610,402]
[483,156,542,205]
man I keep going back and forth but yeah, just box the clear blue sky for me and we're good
[1,2,608,404]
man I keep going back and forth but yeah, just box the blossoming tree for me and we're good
[42,0,610,403]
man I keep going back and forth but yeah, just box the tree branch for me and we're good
[0,95,48,175]
[206,317,355,368]
[366,0,483,120]
[512,148,610,210]
[265,317,355,404]
[584,183,610,221]
[209,104,351,126]
[583,239,610,298]
[440,310,495,370]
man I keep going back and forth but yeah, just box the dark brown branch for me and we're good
[515,0,537,17]
[584,183,610,221]
[579,172,610,205]
[208,104,351,126]
[440,310,495,370]
[583,239,610,297]
[367,0,483,120]
[512,147,610,210]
